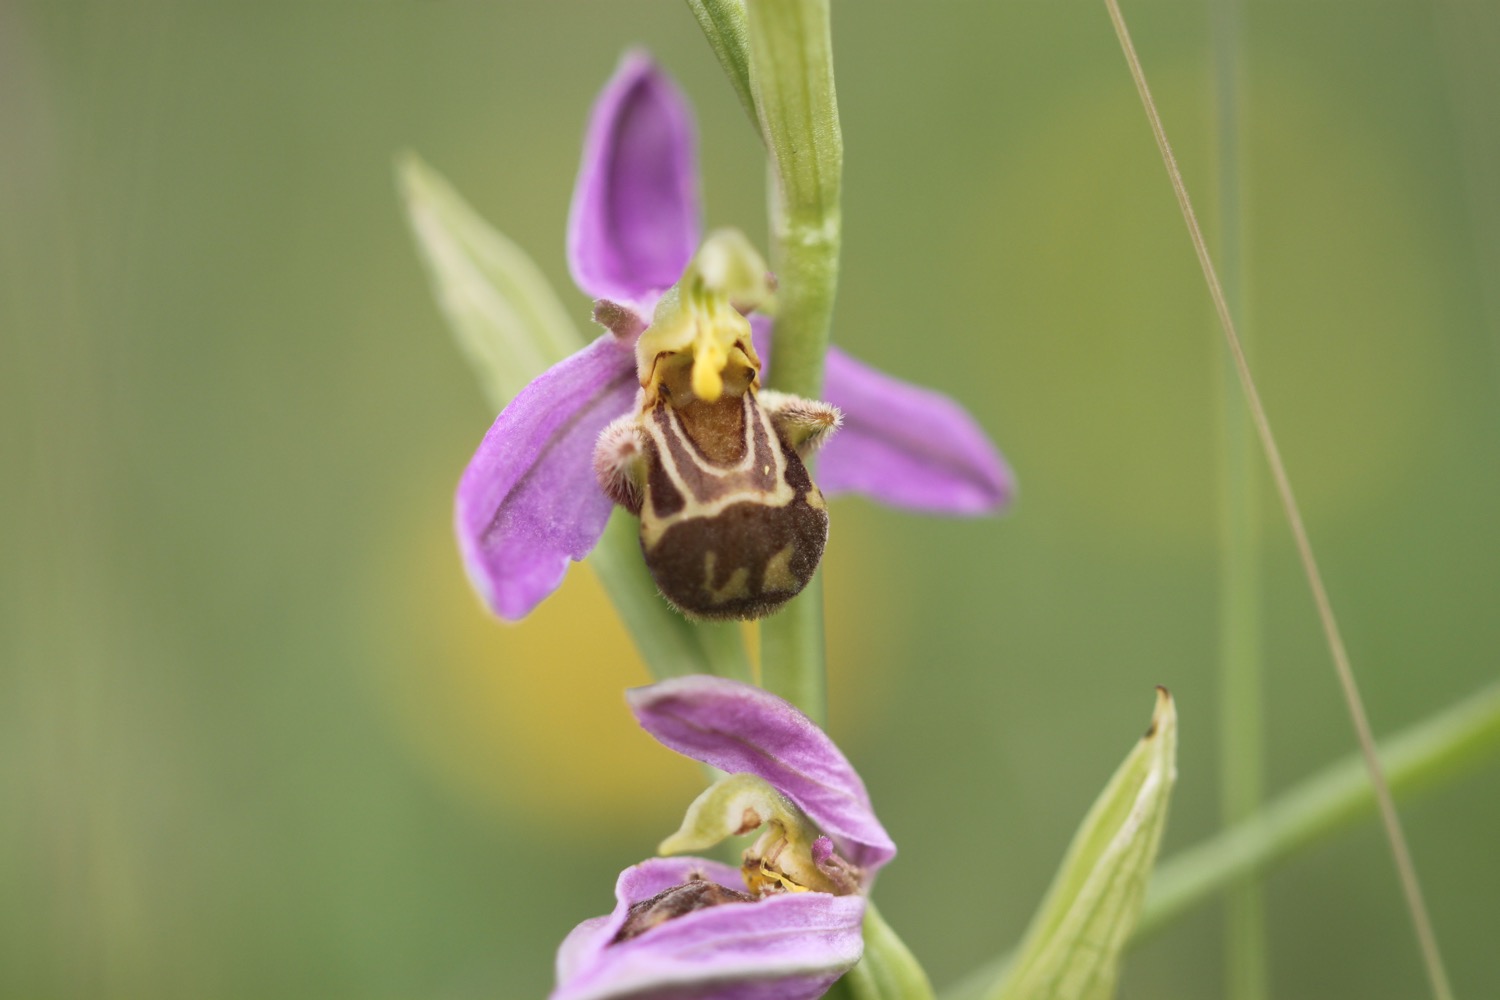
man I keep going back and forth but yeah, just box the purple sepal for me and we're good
[750,322,1013,515]
[553,857,864,1000]
[627,677,896,880]
[819,347,1014,514]
[455,334,637,620]
[568,51,700,305]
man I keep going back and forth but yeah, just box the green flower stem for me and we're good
[942,682,1500,1000]
[746,0,842,402]
[743,0,842,725]
[1211,0,1268,996]
[758,572,827,725]
[591,513,752,683]
[694,608,756,684]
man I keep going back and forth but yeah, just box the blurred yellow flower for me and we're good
[371,516,699,834]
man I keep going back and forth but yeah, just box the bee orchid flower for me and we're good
[551,675,891,1000]
[457,51,1013,622]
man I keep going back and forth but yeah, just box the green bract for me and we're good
[398,153,580,409]
[987,688,1178,1000]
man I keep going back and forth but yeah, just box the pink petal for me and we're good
[627,677,895,879]
[568,51,700,304]
[820,347,1014,514]
[455,333,637,619]
[750,322,1013,515]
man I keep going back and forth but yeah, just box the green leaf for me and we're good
[987,688,1179,1000]
[396,152,581,411]
[686,0,757,126]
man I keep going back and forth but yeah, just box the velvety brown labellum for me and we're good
[638,387,828,621]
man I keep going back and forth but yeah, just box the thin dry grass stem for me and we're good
[1101,3,1456,998]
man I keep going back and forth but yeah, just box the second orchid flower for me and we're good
[552,675,892,1000]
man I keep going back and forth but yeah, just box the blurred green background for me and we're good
[3,2,1498,997]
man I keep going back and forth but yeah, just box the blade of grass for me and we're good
[1101,3,1455,997]
[942,682,1500,1000]
[1209,0,1268,997]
